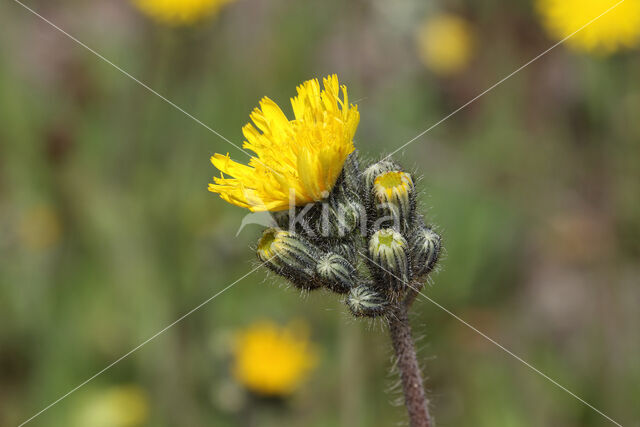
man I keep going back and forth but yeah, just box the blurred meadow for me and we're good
[1,0,640,426]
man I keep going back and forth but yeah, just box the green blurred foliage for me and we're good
[1,0,638,426]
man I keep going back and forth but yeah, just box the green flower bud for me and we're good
[301,193,362,239]
[272,210,291,229]
[372,171,415,232]
[333,241,357,265]
[346,284,389,317]
[410,224,441,277]
[340,151,362,193]
[368,228,410,293]
[257,228,322,290]
[329,199,361,237]
[316,253,357,293]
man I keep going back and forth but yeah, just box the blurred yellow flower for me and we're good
[133,0,234,25]
[74,385,149,427]
[537,0,640,54]
[18,204,62,250]
[209,75,360,212]
[232,320,318,396]
[416,13,474,76]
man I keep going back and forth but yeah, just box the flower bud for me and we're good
[368,228,410,293]
[340,151,362,193]
[316,253,357,294]
[301,193,362,239]
[363,159,402,193]
[329,199,362,237]
[346,284,389,317]
[333,241,357,265]
[257,228,322,290]
[372,171,415,232]
[410,224,441,277]
[272,210,291,229]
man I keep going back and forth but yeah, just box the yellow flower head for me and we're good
[416,13,474,76]
[74,385,149,427]
[232,320,318,396]
[133,0,234,25]
[209,75,360,212]
[537,0,640,54]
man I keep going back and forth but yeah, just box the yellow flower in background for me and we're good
[209,75,360,212]
[133,0,235,25]
[74,385,149,427]
[416,13,474,76]
[232,320,318,396]
[18,204,62,250]
[537,0,640,54]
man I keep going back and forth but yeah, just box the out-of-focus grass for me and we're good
[1,0,639,426]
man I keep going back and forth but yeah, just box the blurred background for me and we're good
[1,0,639,426]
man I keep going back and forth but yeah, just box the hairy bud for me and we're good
[410,224,441,277]
[333,241,357,265]
[368,228,410,293]
[340,151,362,193]
[346,284,389,317]
[363,159,402,193]
[316,253,357,293]
[372,171,415,232]
[330,199,362,237]
[257,228,321,290]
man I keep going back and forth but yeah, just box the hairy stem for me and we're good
[403,280,424,309]
[388,304,432,427]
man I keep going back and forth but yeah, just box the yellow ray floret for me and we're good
[537,0,640,54]
[209,75,360,212]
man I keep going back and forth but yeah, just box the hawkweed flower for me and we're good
[537,0,640,54]
[209,75,441,426]
[232,320,318,396]
[133,0,235,25]
[415,13,474,76]
[209,75,359,212]
[73,385,148,427]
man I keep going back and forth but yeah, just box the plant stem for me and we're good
[388,303,432,427]
[403,280,424,309]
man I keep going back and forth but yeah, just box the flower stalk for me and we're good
[388,302,432,427]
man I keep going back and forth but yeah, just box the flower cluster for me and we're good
[255,153,441,317]
[210,75,441,317]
